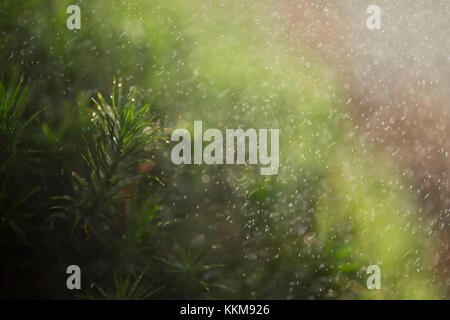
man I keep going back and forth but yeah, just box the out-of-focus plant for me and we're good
[0,74,40,251]
[89,266,163,300]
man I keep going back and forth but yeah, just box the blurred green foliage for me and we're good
[0,0,445,299]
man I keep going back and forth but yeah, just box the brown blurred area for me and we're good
[275,0,449,286]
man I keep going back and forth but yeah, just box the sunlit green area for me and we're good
[0,0,445,299]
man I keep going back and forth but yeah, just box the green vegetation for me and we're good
[0,0,445,299]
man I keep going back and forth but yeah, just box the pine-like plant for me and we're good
[51,82,163,239]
